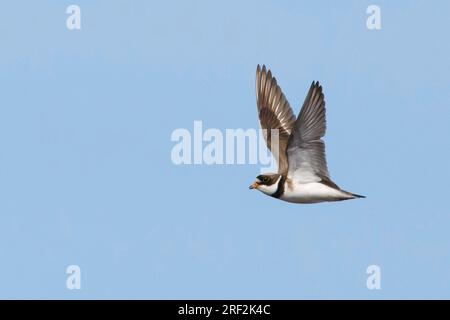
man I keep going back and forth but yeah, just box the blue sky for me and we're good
[0,0,449,299]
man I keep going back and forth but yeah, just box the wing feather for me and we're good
[287,81,331,184]
[256,65,296,174]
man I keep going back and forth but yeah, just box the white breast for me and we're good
[280,182,353,204]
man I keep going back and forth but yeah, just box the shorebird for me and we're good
[249,65,365,203]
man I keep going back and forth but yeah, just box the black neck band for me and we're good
[271,175,286,199]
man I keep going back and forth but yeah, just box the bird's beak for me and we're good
[249,182,259,189]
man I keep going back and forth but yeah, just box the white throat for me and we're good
[258,175,282,196]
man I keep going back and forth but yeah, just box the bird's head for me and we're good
[249,173,281,196]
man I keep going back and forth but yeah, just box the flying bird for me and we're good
[249,65,365,203]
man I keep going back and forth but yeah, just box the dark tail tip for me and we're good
[352,193,366,199]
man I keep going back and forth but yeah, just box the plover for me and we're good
[249,65,365,203]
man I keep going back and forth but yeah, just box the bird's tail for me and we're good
[340,189,366,199]
[348,191,366,199]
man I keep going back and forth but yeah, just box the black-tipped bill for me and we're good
[249,182,259,189]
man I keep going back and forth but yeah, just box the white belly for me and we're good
[280,182,353,204]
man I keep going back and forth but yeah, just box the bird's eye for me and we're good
[262,176,270,183]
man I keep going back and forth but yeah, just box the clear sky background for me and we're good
[1,0,449,299]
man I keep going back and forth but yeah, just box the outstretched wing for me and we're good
[256,65,296,174]
[287,81,334,185]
